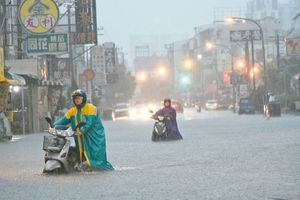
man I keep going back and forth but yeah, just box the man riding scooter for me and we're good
[54,89,113,171]
[152,98,183,141]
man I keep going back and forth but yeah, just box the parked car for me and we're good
[205,100,218,110]
[113,103,129,119]
[238,98,255,115]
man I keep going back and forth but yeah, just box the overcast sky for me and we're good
[96,0,289,67]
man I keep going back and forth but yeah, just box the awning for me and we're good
[19,74,63,87]
[1,71,26,86]
[38,80,63,87]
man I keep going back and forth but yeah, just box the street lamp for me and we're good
[183,59,194,70]
[197,54,203,60]
[237,60,245,69]
[225,16,267,93]
[157,66,167,78]
[180,75,191,85]
[136,72,147,83]
[205,42,214,51]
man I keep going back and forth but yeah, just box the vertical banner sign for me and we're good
[18,0,59,34]
[53,58,71,87]
[105,43,116,73]
[70,0,97,44]
[0,47,4,81]
[0,2,5,82]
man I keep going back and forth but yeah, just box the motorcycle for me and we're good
[151,114,170,142]
[43,117,84,173]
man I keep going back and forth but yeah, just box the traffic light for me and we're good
[179,74,192,85]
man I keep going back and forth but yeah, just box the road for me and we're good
[0,109,299,200]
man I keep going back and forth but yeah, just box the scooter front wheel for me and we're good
[152,132,158,142]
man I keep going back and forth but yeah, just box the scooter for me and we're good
[43,117,84,173]
[151,115,170,142]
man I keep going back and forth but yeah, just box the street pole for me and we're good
[245,41,250,83]
[250,33,256,90]
[227,17,267,115]
[21,85,25,135]
[231,53,236,113]
[67,5,75,90]
[228,17,267,92]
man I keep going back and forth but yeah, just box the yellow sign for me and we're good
[0,47,4,82]
[18,0,59,35]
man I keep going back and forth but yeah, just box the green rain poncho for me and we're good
[54,103,113,170]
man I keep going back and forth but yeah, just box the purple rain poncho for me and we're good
[153,106,183,140]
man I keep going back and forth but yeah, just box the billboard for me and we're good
[230,30,262,42]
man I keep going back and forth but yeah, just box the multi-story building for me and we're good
[246,0,279,20]
[246,0,300,32]
[90,42,118,87]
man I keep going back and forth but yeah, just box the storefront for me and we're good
[0,70,26,136]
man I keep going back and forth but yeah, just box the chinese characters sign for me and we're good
[26,33,68,54]
[18,0,59,35]
[74,0,97,44]
[230,30,262,42]
[286,38,300,56]
[69,32,97,45]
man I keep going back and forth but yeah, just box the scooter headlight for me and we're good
[158,116,164,121]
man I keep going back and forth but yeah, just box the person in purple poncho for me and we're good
[152,98,183,140]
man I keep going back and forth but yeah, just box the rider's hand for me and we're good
[48,127,55,134]
[77,130,83,136]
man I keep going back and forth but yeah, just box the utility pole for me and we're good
[276,33,280,69]
[67,5,75,90]
[251,33,256,90]
[245,41,250,85]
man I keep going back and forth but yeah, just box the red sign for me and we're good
[286,38,300,56]
[83,69,95,81]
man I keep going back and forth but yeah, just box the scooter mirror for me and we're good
[45,117,54,128]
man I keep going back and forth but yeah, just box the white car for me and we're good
[205,100,218,110]
[113,103,129,119]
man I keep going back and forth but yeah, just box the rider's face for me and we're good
[74,97,83,106]
[164,101,170,107]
